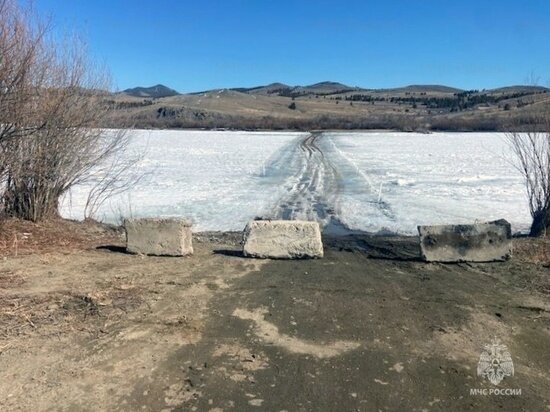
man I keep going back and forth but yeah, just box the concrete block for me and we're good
[243,220,323,259]
[418,219,512,263]
[125,218,193,256]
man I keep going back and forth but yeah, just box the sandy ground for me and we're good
[0,224,549,411]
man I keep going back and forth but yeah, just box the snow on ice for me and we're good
[60,130,531,234]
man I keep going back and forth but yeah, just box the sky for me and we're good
[35,0,550,93]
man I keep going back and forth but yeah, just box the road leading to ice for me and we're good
[265,132,394,234]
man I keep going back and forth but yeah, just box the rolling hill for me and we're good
[122,84,180,98]
[105,82,550,131]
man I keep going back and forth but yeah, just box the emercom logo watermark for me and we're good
[470,338,521,396]
[477,338,514,385]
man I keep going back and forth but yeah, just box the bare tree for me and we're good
[0,0,131,221]
[505,116,550,237]
[81,134,148,220]
[0,0,45,154]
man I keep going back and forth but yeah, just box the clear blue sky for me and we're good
[35,0,550,93]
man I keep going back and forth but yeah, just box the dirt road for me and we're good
[1,232,548,411]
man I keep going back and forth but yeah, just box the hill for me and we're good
[104,82,550,132]
[231,82,292,95]
[486,85,549,95]
[294,81,358,95]
[383,85,464,94]
[121,84,180,98]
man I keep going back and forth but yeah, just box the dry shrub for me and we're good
[506,117,550,237]
[0,0,135,222]
[513,237,550,267]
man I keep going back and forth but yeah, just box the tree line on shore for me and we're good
[108,109,547,133]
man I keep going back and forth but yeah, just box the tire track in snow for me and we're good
[264,132,345,233]
[264,131,395,234]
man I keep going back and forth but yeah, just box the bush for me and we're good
[0,0,128,221]
[505,116,550,237]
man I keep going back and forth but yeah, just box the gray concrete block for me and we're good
[125,218,193,256]
[418,219,512,262]
[243,220,323,259]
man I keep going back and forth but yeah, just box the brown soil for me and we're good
[0,218,122,257]
[0,220,548,411]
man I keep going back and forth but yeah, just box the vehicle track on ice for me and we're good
[268,131,348,233]
[265,131,396,234]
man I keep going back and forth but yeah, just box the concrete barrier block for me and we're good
[243,220,323,259]
[125,218,193,256]
[418,219,512,263]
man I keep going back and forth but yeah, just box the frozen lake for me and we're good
[61,130,531,234]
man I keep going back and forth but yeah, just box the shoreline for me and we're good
[107,126,524,133]
[0,216,534,260]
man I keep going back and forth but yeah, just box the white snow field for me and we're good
[60,130,531,234]
[321,132,530,234]
[61,130,306,231]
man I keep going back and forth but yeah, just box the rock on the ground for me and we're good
[125,218,193,256]
[418,219,512,262]
[243,220,323,259]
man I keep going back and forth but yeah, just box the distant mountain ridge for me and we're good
[229,81,359,96]
[383,85,464,93]
[226,82,474,97]
[107,81,550,132]
[122,81,550,98]
[122,84,179,98]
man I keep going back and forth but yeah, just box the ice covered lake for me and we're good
[61,130,531,234]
